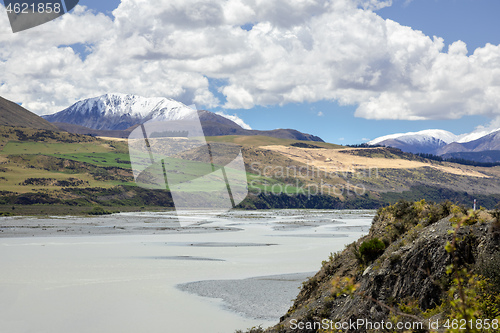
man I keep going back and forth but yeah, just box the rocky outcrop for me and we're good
[265,201,500,333]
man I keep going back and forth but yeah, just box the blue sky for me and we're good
[1,0,500,144]
[379,0,500,54]
[232,0,500,143]
[79,0,120,15]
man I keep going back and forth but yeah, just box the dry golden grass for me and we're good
[98,136,127,142]
[206,135,343,149]
[262,146,489,178]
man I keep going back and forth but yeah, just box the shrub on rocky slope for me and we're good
[260,200,500,333]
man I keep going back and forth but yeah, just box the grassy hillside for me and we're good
[258,144,500,205]
[1,127,500,215]
[0,127,316,214]
[0,126,132,191]
[0,96,59,131]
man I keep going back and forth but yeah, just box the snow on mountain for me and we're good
[369,129,458,146]
[456,127,500,143]
[42,93,245,131]
[70,93,200,120]
[369,127,500,158]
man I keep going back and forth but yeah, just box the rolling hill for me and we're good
[2,124,500,215]
[0,96,59,131]
[2,101,500,214]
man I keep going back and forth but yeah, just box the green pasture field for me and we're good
[246,174,303,194]
[1,141,131,168]
[0,139,309,196]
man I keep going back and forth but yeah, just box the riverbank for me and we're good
[0,204,173,217]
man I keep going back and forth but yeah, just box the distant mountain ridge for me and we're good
[44,93,324,142]
[369,129,457,154]
[369,128,500,162]
[437,130,500,154]
[0,96,59,131]
[369,129,459,146]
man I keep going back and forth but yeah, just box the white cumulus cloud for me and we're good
[215,111,252,129]
[0,0,499,123]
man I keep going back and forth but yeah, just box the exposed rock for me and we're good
[264,202,500,333]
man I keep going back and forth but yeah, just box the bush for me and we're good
[382,200,454,243]
[426,200,452,225]
[88,206,112,215]
[359,238,386,263]
[0,211,14,216]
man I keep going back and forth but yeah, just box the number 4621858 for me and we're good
[443,319,499,330]
[5,3,62,14]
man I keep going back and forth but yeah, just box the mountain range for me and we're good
[369,128,500,162]
[3,91,500,162]
[42,93,324,142]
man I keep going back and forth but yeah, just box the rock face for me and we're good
[265,202,500,333]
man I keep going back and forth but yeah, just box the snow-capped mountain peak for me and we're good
[368,127,500,158]
[70,93,192,118]
[369,129,458,146]
[456,127,500,143]
[43,94,200,131]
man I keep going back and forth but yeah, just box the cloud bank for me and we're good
[0,0,499,122]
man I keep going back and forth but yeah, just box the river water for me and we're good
[0,209,374,333]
